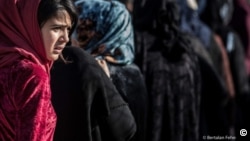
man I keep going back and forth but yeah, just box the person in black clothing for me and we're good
[50,46,136,141]
[200,0,250,139]
[133,1,201,141]
[72,0,148,141]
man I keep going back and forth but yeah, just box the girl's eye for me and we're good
[52,26,71,34]
[53,27,62,32]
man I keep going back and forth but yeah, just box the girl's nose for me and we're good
[59,31,69,43]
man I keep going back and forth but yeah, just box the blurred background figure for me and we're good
[230,0,250,79]
[199,0,250,139]
[132,0,202,141]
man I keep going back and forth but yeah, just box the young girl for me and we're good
[0,0,77,140]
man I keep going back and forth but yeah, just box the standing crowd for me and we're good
[0,0,250,141]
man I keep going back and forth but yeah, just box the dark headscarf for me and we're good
[199,0,234,51]
[176,0,212,48]
[133,0,177,32]
[134,0,193,57]
[200,0,234,28]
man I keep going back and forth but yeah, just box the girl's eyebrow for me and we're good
[50,24,72,28]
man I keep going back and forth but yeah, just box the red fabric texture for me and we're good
[0,59,56,141]
[0,0,56,140]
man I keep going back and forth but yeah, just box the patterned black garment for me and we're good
[133,1,201,141]
[50,46,136,141]
[143,33,201,141]
[109,63,148,141]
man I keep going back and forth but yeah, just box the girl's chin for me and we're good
[47,54,60,61]
[53,50,62,54]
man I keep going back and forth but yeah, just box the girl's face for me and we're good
[41,10,72,61]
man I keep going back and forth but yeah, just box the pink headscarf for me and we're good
[0,0,51,73]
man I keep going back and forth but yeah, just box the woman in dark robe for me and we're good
[51,46,136,141]
[72,0,148,141]
[133,1,202,141]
